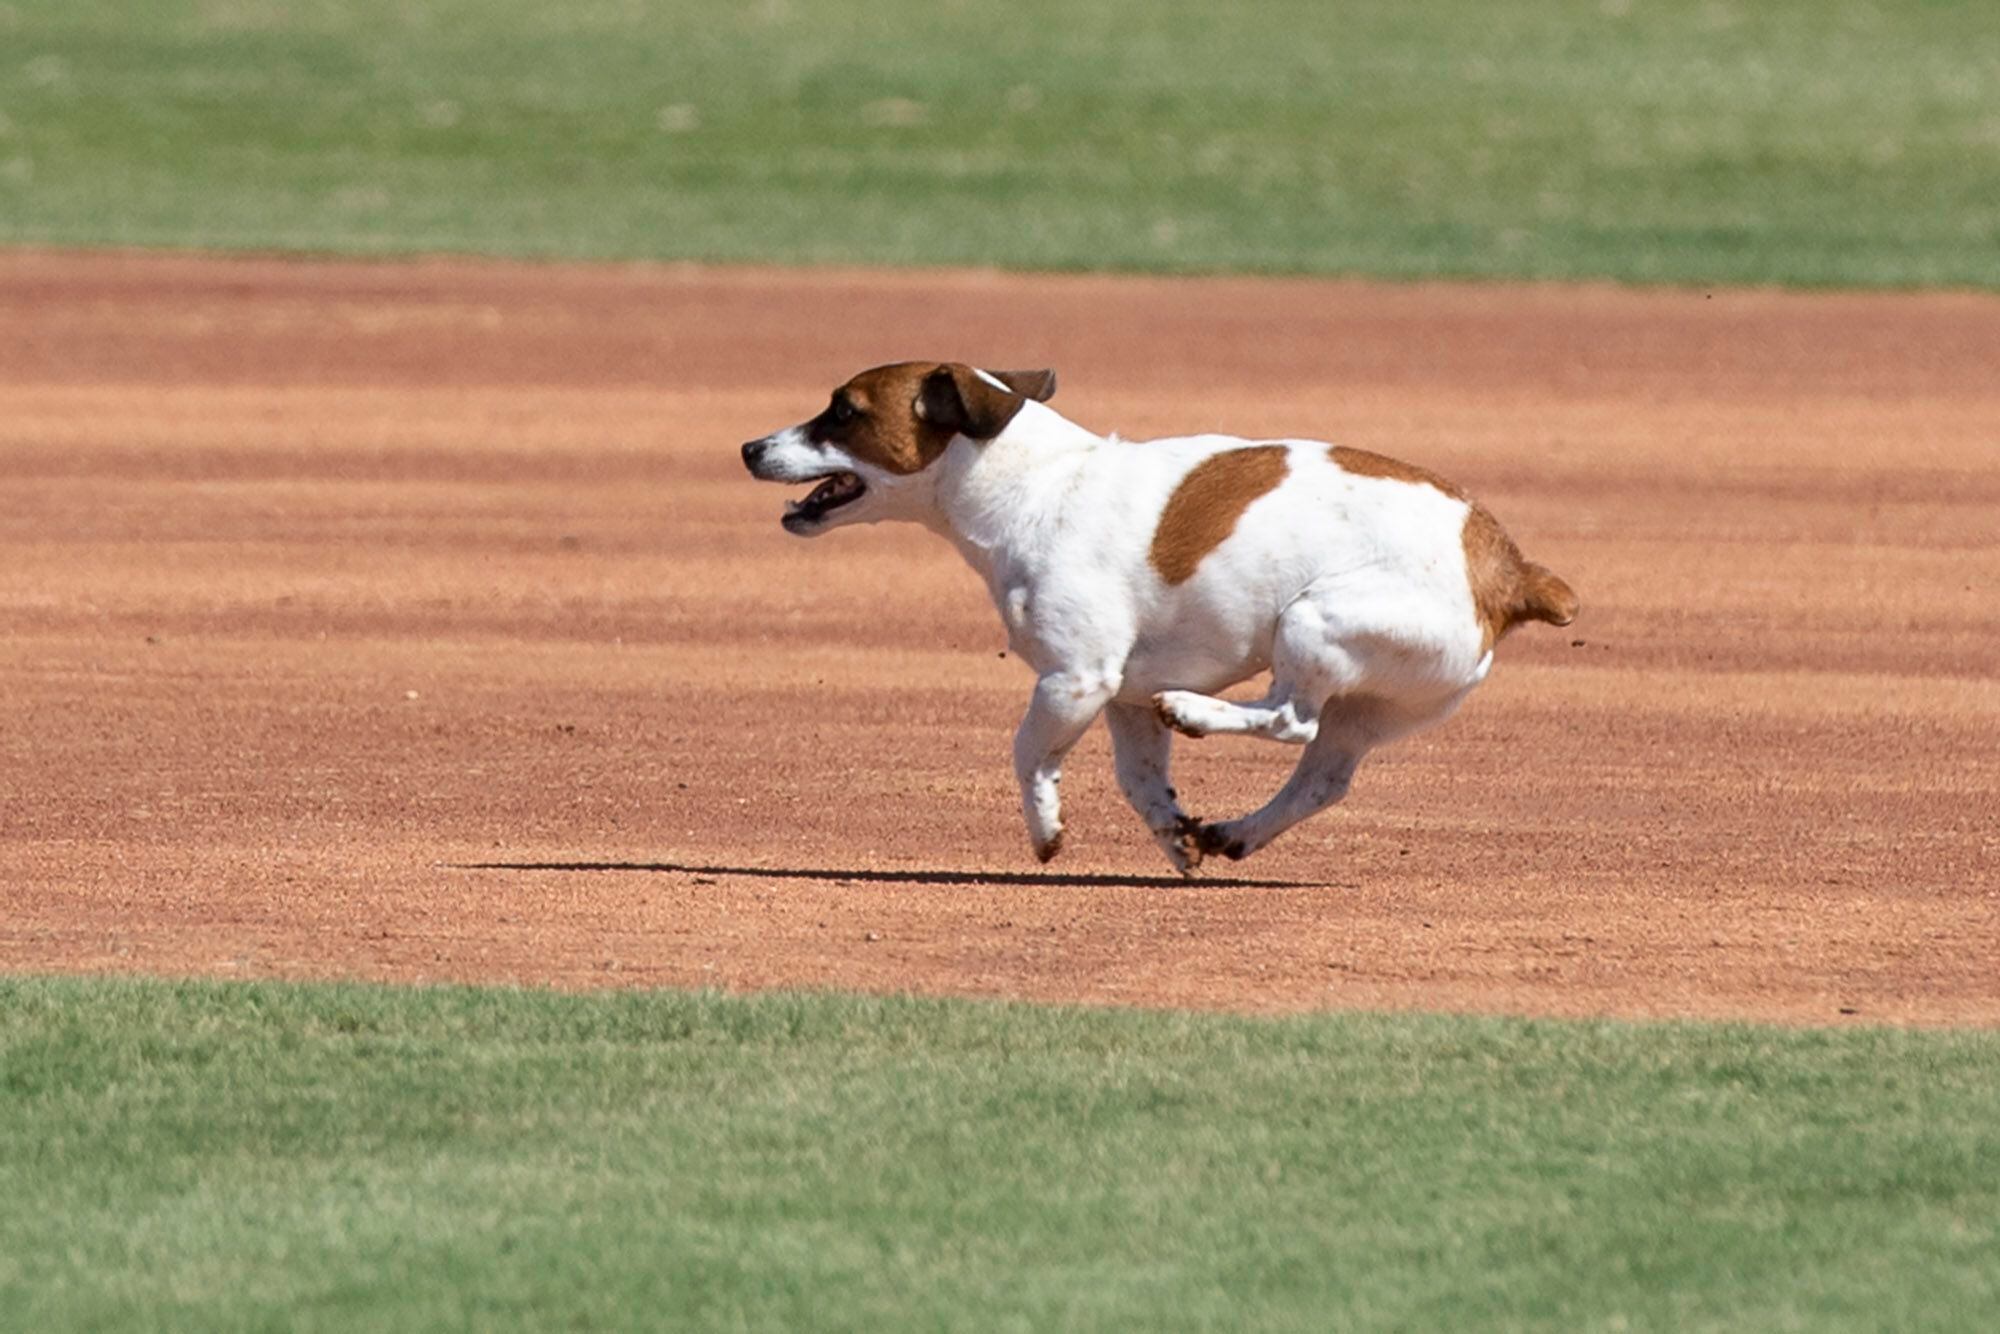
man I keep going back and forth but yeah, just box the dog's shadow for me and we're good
[446,859,1326,891]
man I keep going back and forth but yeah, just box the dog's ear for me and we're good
[915,363,1047,440]
[990,368,1057,402]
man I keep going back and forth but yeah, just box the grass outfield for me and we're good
[1,0,1996,287]
[1,979,1995,1331]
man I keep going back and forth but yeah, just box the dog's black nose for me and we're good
[741,439,768,468]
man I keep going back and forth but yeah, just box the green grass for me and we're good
[0,1,1996,286]
[2,977,1995,1331]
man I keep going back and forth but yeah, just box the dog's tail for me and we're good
[1466,505,1578,644]
[1516,562,1578,629]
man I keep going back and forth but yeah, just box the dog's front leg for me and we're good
[1104,702,1202,875]
[1013,671,1117,862]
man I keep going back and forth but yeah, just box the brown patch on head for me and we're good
[814,363,956,475]
[1149,446,1290,585]
[813,362,1054,475]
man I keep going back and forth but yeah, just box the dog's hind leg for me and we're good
[1195,690,1472,860]
[1195,717,1372,861]
[1014,669,1119,863]
[1153,597,1363,744]
[1104,702,1202,874]
[1152,687,1319,743]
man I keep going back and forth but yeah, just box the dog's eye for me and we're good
[829,397,855,425]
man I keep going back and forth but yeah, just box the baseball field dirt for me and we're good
[3,250,1995,1025]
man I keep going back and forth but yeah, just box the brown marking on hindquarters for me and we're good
[1149,446,1290,585]
[815,362,1056,474]
[1462,502,1579,651]
[1331,444,1577,651]
[1462,506,1525,652]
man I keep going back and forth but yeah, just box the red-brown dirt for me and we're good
[3,249,1996,1025]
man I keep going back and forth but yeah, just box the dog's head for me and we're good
[741,361,1057,535]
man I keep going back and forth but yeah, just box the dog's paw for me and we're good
[1152,691,1208,739]
[1153,815,1205,876]
[1033,826,1066,864]
[1195,821,1249,862]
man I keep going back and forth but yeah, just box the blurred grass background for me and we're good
[1,0,1995,285]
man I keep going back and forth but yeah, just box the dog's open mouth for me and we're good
[782,471,866,531]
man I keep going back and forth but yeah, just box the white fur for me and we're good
[748,384,1498,872]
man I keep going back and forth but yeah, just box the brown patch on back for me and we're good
[1330,444,1467,499]
[1149,446,1290,585]
[1331,444,1576,650]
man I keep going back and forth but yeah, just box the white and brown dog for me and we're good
[742,362,1576,873]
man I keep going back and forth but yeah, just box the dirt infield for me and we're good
[3,250,1995,1025]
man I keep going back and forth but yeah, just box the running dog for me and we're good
[741,362,1576,872]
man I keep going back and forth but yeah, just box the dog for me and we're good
[741,362,1576,873]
